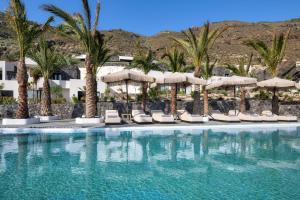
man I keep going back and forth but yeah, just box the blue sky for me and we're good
[0,0,299,36]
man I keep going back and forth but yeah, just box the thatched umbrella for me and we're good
[156,72,206,85]
[206,76,257,114]
[101,69,155,113]
[156,72,206,115]
[257,77,297,114]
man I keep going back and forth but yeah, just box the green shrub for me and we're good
[0,97,17,105]
[136,94,143,102]
[254,90,271,100]
[72,95,79,104]
[53,97,66,104]
[190,91,195,98]
[148,87,160,101]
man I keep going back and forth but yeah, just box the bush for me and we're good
[148,87,160,101]
[52,97,66,104]
[136,94,143,102]
[254,90,271,100]
[72,96,79,104]
[0,97,16,105]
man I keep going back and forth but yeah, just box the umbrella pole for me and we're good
[234,86,236,115]
[126,80,129,114]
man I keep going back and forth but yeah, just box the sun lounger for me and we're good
[210,110,240,122]
[177,110,206,123]
[132,110,153,124]
[151,110,175,123]
[261,110,278,122]
[238,112,263,122]
[105,110,122,124]
[277,115,298,122]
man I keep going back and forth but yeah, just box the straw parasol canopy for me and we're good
[296,83,300,89]
[101,69,155,83]
[257,77,297,115]
[156,72,206,85]
[206,76,257,114]
[101,69,155,113]
[206,76,257,90]
[257,77,297,89]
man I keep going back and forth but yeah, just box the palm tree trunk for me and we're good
[85,56,97,118]
[41,78,52,116]
[193,85,201,114]
[171,83,177,116]
[272,88,279,115]
[16,58,29,119]
[193,68,202,115]
[239,87,246,113]
[141,82,148,112]
[203,87,209,116]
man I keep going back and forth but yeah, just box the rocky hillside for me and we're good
[1,11,300,64]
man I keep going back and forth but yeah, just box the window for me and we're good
[53,73,62,80]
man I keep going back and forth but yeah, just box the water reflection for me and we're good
[0,128,300,199]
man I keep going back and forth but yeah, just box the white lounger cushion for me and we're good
[177,110,204,123]
[151,110,174,123]
[105,110,121,124]
[261,110,278,122]
[277,115,298,122]
[132,110,152,123]
[238,112,263,122]
[211,111,240,122]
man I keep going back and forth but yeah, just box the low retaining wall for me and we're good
[0,99,299,119]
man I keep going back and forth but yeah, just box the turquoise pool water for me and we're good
[0,127,300,200]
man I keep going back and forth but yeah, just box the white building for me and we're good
[0,55,194,102]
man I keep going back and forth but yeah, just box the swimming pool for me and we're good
[0,127,300,199]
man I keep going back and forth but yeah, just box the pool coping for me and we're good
[0,122,299,135]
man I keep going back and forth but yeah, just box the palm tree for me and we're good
[225,54,253,113]
[128,50,160,111]
[6,0,52,119]
[202,53,218,116]
[28,37,70,116]
[161,48,190,115]
[43,0,106,118]
[245,29,291,114]
[29,67,42,103]
[173,22,227,114]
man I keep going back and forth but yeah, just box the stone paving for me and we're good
[0,119,299,129]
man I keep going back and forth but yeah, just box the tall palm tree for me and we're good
[245,29,291,114]
[6,0,52,119]
[202,53,218,116]
[43,0,105,118]
[225,54,253,113]
[162,48,190,115]
[128,50,160,111]
[28,37,70,116]
[173,22,227,114]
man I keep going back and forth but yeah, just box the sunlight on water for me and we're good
[0,127,300,200]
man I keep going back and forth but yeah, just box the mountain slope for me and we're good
[1,12,300,64]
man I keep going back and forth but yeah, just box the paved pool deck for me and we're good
[0,119,299,131]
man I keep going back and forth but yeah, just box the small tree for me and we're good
[128,50,160,111]
[245,29,291,114]
[173,22,227,114]
[202,53,218,116]
[161,48,191,115]
[225,54,253,113]
[28,37,71,116]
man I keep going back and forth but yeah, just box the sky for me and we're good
[0,0,300,36]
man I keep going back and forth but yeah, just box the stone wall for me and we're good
[0,99,300,119]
